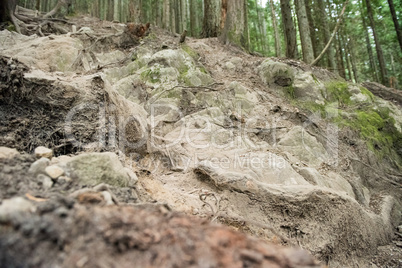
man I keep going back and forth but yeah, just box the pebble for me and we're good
[28,157,50,176]
[34,146,53,159]
[101,191,114,205]
[56,176,72,185]
[0,197,36,222]
[0,147,20,160]
[45,165,64,179]
[38,174,53,190]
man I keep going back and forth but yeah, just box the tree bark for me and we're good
[294,0,314,63]
[189,0,196,36]
[280,0,298,59]
[219,0,248,50]
[269,0,281,57]
[365,0,388,86]
[387,0,402,51]
[202,0,222,37]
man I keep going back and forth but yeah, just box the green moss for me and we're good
[311,74,319,84]
[141,68,161,83]
[181,44,199,60]
[286,85,295,99]
[325,81,352,106]
[360,86,375,102]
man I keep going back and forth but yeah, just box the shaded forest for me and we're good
[2,0,401,88]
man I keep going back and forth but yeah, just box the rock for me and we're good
[38,174,53,190]
[257,59,294,87]
[278,126,328,167]
[34,146,53,159]
[62,152,132,187]
[398,225,402,233]
[101,191,114,205]
[77,192,104,205]
[0,147,20,160]
[293,72,325,101]
[56,176,72,185]
[28,157,50,176]
[124,167,138,184]
[45,165,64,179]
[0,197,36,222]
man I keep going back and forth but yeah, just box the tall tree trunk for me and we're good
[269,0,281,57]
[219,0,248,50]
[335,32,346,79]
[317,0,336,71]
[163,0,170,30]
[348,38,359,83]
[189,0,196,36]
[202,0,222,37]
[387,0,402,51]
[280,0,298,59]
[181,0,187,31]
[294,0,314,63]
[254,0,266,53]
[365,0,388,86]
[305,0,320,59]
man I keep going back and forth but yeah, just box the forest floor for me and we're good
[0,15,401,267]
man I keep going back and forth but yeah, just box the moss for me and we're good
[141,67,161,83]
[181,44,199,60]
[360,86,375,102]
[325,81,352,106]
[285,85,295,99]
[338,108,401,160]
[311,74,319,84]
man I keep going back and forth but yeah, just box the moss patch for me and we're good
[141,67,161,83]
[181,44,199,60]
[325,81,352,106]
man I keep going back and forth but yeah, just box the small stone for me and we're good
[28,157,50,176]
[124,167,138,186]
[398,225,402,233]
[34,146,53,159]
[45,165,64,179]
[56,176,72,185]
[77,192,104,204]
[101,191,114,205]
[0,147,20,160]
[38,174,53,190]
[0,197,36,222]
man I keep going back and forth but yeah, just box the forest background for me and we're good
[9,0,402,88]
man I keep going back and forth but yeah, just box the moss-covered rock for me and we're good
[257,59,294,87]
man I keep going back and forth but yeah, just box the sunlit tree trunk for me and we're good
[365,0,388,85]
[295,0,314,63]
[269,0,281,57]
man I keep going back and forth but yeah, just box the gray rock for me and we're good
[28,157,50,177]
[0,197,36,222]
[38,174,53,190]
[293,72,325,101]
[34,146,53,159]
[62,152,132,187]
[257,59,294,87]
[0,147,20,160]
[45,165,64,179]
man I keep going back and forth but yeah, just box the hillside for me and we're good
[0,16,401,267]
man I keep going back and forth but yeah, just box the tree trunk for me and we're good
[269,0,281,57]
[189,0,196,36]
[294,0,314,63]
[348,38,359,83]
[387,0,402,51]
[202,0,222,37]
[317,0,336,71]
[219,0,248,50]
[365,0,388,86]
[335,32,346,79]
[254,0,266,53]
[305,0,319,59]
[163,0,170,30]
[280,0,298,59]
